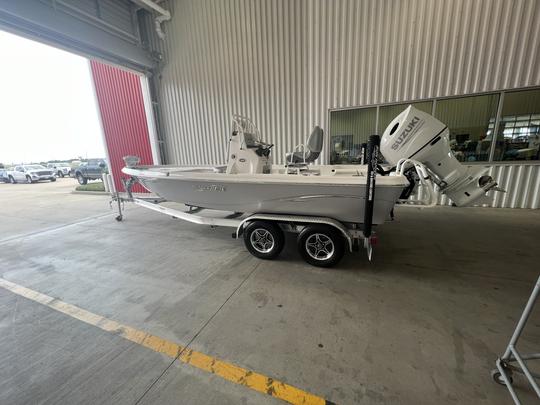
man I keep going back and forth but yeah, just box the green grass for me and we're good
[75,181,105,192]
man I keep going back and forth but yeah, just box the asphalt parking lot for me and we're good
[0,179,539,404]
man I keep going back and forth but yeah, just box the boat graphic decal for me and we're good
[193,184,226,192]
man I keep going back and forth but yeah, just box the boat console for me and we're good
[226,115,273,175]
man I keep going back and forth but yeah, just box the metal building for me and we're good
[144,0,540,208]
[1,0,539,207]
[1,3,540,405]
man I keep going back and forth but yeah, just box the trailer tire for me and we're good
[297,225,345,268]
[243,221,284,260]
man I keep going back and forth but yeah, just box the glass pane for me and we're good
[330,107,377,164]
[494,89,540,161]
[378,101,433,135]
[435,94,499,162]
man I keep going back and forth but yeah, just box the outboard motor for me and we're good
[380,106,503,206]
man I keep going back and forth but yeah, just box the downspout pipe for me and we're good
[132,0,171,40]
[154,13,169,40]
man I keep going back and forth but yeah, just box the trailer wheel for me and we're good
[297,225,345,267]
[243,221,284,260]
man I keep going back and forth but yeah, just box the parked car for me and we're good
[0,169,9,183]
[47,162,72,177]
[7,165,56,183]
[74,159,107,185]
[69,160,82,177]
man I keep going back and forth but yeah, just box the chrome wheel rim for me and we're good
[305,233,334,261]
[250,229,275,253]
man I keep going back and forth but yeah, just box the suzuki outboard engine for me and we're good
[380,106,502,206]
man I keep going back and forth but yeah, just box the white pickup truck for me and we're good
[6,165,56,184]
[47,162,72,177]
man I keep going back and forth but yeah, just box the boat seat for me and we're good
[286,126,324,164]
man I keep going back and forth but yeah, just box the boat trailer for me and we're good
[110,135,381,267]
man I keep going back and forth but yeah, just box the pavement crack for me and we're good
[133,259,261,405]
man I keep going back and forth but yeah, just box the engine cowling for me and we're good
[380,105,501,206]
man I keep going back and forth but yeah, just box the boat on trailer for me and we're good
[122,116,409,225]
[115,108,503,267]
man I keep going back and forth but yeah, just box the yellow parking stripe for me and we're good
[0,278,331,405]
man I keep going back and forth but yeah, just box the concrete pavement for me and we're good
[0,178,109,241]
[0,179,539,404]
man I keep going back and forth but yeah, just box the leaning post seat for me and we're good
[286,126,324,164]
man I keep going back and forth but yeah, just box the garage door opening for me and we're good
[0,29,157,195]
[0,30,108,190]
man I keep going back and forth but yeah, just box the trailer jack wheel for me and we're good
[491,367,513,386]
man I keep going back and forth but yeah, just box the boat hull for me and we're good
[137,176,403,225]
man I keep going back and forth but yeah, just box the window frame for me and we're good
[328,85,540,165]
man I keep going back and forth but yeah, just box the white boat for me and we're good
[118,109,503,267]
[122,165,409,225]
[122,116,408,225]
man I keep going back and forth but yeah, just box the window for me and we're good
[434,94,499,162]
[493,89,540,161]
[329,87,540,163]
[330,107,376,164]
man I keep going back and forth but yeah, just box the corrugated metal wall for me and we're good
[488,164,540,209]
[412,164,540,209]
[90,60,154,192]
[55,0,138,39]
[0,0,155,71]
[144,0,540,208]
[150,0,540,166]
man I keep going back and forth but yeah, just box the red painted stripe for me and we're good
[90,61,153,193]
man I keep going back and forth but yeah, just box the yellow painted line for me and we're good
[0,278,333,405]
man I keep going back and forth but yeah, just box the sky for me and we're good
[0,30,105,165]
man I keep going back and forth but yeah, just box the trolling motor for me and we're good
[380,106,504,206]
